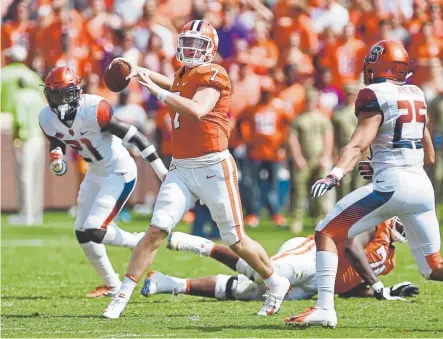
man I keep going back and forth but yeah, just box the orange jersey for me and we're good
[1,21,37,66]
[335,221,396,294]
[242,98,293,162]
[169,63,231,159]
[156,105,173,157]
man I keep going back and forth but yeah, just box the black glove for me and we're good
[311,175,339,198]
[390,281,419,297]
[358,160,374,180]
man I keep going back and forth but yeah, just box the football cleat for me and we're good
[87,284,120,298]
[284,306,337,328]
[166,232,214,257]
[102,293,129,319]
[245,214,260,228]
[272,214,287,228]
[257,277,290,316]
[141,270,182,297]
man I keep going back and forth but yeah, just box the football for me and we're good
[104,60,131,92]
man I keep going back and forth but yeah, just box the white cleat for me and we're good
[284,306,337,328]
[141,270,182,297]
[166,232,214,257]
[102,293,129,319]
[257,277,290,316]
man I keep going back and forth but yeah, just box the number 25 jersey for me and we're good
[355,82,427,176]
[169,63,231,159]
[39,94,133,176]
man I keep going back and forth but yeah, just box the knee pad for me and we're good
[75,229,107,244]
[215,274,238,300]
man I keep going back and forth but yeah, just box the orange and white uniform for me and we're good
[215,226,396,301]
[150,63,246,245]
[335,221,396,294]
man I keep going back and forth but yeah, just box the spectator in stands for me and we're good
[311,0,349,35]
[1,0,36,67]
[317,67,341,117]
[246,19,279,75]
[1,47,46,225]
[277,64,306,118]
[288,89,333,233]
[239,77,291,228]
[331,83,365,200]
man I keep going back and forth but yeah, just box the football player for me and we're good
[285,40,443,328]
[103,20,290,319]
[39,67,168,297]
[140,218,418,302]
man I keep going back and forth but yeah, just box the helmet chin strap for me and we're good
[58,104,70,120]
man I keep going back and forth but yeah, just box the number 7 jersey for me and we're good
[39,94,133,176]
[355,82,427,176]
[169,63,231,159]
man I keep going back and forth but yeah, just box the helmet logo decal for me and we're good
[367,46,384,63]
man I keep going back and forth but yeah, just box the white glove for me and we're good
[50,147,67,176]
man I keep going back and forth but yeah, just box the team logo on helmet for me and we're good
[367,46,384,63]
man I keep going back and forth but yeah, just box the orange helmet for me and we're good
[44,67,82,120]
[363,40,411,86]
[176,20,219,68]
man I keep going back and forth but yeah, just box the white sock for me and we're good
[168,276,188,294]
[119,275,138,299]
[80,242,121,288]
[263,270,283,290]
[315,251,338,310]
[176,233,214,257]
[235,258,261,281]
[102,223,144,249]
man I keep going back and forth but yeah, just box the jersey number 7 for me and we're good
[394,100,426,146]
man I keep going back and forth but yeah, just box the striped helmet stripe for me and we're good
[191,20,202,31]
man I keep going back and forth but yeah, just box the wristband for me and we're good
[140,145,156,159]
[51,160,67,176]
[329,167,344,181]
[157,89,170,103]
[371,281,384,293]
[122,125,137,144]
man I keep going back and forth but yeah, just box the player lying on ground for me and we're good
[104,20,290,319]
[141,218,418,301]
[39,67,168,297]
[286,40,443,329]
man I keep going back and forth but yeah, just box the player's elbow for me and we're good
[194,106,210,121]
[424,151,435,166]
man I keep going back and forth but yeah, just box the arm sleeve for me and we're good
[354,88,382,118]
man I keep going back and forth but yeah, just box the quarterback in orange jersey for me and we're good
[103,20,291,319]
[140,218,418,302]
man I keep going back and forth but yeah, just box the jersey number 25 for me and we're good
[394,100,426,145]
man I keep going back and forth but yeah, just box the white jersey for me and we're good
[39,94,133,176]
[355,82,427,176]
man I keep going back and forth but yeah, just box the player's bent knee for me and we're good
[85,229,107,243]
[75,230,89,244]
[75,229,107,244]
[150,212,175,234]
[215,274,238,300]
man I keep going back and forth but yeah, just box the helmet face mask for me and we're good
[389,217,407,243]
[44,67,82,121]
[45,83,81,120]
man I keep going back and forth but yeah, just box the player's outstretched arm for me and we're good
[311,111,381,198]
[102,115,168,181]
[111,57,173,90]
[138,67,221,121]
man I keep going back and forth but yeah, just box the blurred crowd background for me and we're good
[1,0,443,234]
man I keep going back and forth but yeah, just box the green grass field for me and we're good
[2,209,443,338]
